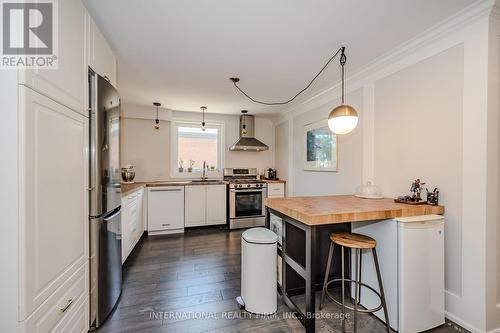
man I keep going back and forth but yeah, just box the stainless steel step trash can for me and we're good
[238,227,278,314]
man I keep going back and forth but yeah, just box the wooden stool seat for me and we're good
[320,231,390,333]
[330,232,376,249]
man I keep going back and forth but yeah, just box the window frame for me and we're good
[170,119,225,179]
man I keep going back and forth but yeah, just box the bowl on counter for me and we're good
[121,165,136,183]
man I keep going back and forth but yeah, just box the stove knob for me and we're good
[247,184,251,188]
[238,184,242,188]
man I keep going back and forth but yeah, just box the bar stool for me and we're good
[319,232,391,333]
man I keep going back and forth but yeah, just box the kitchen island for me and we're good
[265,195,444,333]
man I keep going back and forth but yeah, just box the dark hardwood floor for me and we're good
[97,228,463,333]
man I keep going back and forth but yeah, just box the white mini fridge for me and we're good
[351,215,445,333]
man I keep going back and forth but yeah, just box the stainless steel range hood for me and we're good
[230,111,269,151]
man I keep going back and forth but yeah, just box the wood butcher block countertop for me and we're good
[265,195,444,226]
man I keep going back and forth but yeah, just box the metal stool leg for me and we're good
[320,242,335,310]
[358,250,362,304]
[372,248,391,333]
[341,245,345,322]
[350,248,362,306]
[353,248,359,333]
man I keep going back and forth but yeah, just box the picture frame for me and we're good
[303,120,338,172]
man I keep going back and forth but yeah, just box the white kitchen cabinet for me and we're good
[17,86,89,330]
[185,185,226,227]
[19,0,87,114]
[267,183,285,198]
[148,187,185,235]
[86,13,117,87]
[185,186,207,227]
[121,188,145,264]
[206,185,227,225]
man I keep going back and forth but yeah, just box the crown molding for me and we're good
[273,0,496,124]
[490,1,500,20]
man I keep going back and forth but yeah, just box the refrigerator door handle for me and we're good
[104,208,121,222]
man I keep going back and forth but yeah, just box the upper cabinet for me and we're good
[18,0,87,115]
[86,13,117,87]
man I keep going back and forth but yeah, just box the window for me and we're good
[171,121,224,178]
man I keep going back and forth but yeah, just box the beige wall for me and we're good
[275,121,289,185]
[120,118,171,181]
[291,89,363,196]
[120,107,275,181]
[373,45,464,296]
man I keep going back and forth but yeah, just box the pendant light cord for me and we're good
[231,46,345,106]
[340,47,346,104]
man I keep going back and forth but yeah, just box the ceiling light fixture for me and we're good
[327,47,358,134]
[229,45,358,134]
[153,102,161,130]
[200,106,207,131]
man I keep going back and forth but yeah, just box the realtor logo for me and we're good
[1,0,58,68]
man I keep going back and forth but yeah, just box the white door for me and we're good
[126,193,139,253]
[136,189,144,238]
[148,187,185,231]
[19,86,89,319]
[19,0,86,114]
[120,196,130,263]
[86,13,117,86]
[206,185,226,225]
[185,186,207,227]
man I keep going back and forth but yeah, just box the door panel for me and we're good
[206,185,226,225]
[184,186,206,227]
[19,0,86,114]
[19,87,88,319]
[234,191,263,217]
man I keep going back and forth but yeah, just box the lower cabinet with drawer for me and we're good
[147,186,185,235]
[122,188,145,264]
[267,182,285,198]
[20,264,89,333]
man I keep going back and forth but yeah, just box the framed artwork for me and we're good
[303,120,338,171]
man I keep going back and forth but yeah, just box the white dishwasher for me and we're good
[147,186,185,235]
[351,215,445,333]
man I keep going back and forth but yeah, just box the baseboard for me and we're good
[147,228,184,236]
[486,328,500,333]
[445,311,482,333]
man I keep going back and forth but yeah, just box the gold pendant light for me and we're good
[327,47,358,135]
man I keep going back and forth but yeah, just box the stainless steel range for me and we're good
[224,168,267,230]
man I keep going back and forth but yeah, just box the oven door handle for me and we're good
[230,189,265,193]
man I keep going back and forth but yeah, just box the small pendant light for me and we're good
[200,106,207,131]
[327,47,358,135]
[153,102,161,130]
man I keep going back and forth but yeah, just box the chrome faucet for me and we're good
[202,161,207,180]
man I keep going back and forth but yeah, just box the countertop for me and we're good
[265,195,444,226]
[121,180,228,196]
[262,179,286,184]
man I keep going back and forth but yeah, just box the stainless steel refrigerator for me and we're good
[88,72,122,330]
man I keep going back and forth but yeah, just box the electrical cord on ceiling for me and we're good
[230,46,345,106]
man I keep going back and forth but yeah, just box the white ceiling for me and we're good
[84,0,474,115]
